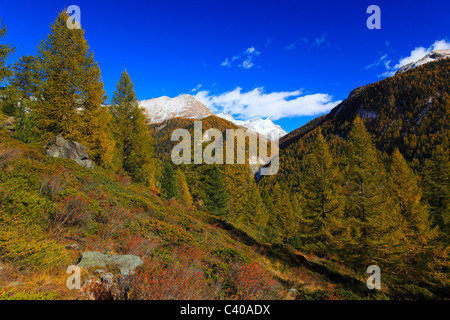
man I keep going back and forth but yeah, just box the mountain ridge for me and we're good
[140,94,287,139]
[396,49,450,75]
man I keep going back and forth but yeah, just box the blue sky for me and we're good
[1,0,449,132]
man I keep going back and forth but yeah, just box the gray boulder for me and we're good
[77,251,143,275]
[0,116,15,130]
[46,134,94,170]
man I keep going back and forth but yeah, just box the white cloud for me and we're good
[284,42,296,50]
[394,39,450,69]
[191,84,202,92]
[221,58,231,67]
[241,59,254,69]
[310,34,327,48]
[394,47,429,69]
[245,47,260,55]
[366,54,389,70]
[378,70,396,77]
[372,39,450,77]
[284,37,308,50]
[221,47,261,69]
[194,87,341,120]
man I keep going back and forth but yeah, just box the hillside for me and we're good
[0,129,385,300]
[275,58,449,160]
[258,59,449,297]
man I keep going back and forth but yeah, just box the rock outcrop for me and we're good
[77,251,143,275]
[0,116,15,131]
[46,134,94,170]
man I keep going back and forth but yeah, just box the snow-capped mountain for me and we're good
[140,94,287,139]
[216,112,287,139]
[396,49,450,75]
[140,94,213,124]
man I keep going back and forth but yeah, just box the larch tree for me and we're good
[10,55,40,142]
[0,19,15,117]
[301,131,344,253]
[388,148,438,280]
[244,184,269,229]
[341,116,400,270]
[223,164,252,224]
[176,169,193,208]
[110,70,156,185]
[270,183,298,243]
[421,144,450,238]
[35,11,116,167]
[204,164,228,216]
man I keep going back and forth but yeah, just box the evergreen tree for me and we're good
[244,184,269,229]
[204,164,228,216]
[223,164,251,223]
[10,55,40,142]
[388,148,437,279]
[10,55,38,99]
[421,145,450,238]
[341,116,399,269]
[290,193,307,247]
[110,70,156,185]
[161,161,178,200]
[35,11,115,167]
[0,19,15,116]
[301,132,344,253]
[270,183,298,242]
[176,169,193,208]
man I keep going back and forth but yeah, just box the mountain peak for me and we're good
[140,95,287,139]
[396,49,450,75]
[216,113,287,139]
[140,94,214,124]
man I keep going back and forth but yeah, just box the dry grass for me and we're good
[0,144,23,169]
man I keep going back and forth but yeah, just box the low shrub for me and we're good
[229,262,280,300]
[128,258,220,300]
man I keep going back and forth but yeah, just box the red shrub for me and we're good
[39,170,69,200]
[49,194,90,236]
[128,258,220,300]
[116,173,131,186]
[115,231,161,256]
[229,262,279,300]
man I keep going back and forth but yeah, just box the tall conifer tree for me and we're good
[35,11,115,167]
[0,19,15,117]
[10,55,39,142]
[110,70,156,185]
[204,164,228,216]
[176,169,193,208]
[388,149,438,278]
[341,116,399,269]
[301,132,344,253]
[161,161,178,200]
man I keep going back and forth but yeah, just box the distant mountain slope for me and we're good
[140,94,287,139]
[322,58,450,159]
[140,94,214,124]
[396,49,450,75]
[278,58,449,158]
[259,58,450,194]
[217,112,287,139]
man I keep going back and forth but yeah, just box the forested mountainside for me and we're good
[258,58,449,296]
